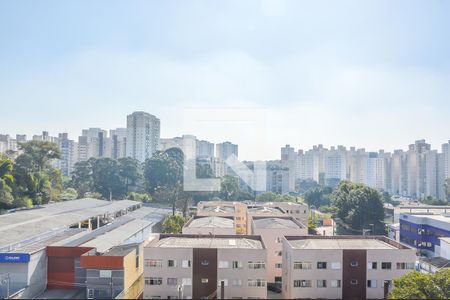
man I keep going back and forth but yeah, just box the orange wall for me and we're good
[80,255,124,269]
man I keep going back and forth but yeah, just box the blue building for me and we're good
[399,213,450,257]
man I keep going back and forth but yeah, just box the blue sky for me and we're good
[1,0,449,160]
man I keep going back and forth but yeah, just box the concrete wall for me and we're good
[366,249,416,299]
[217,248,267,299]
[283,247,343,299]
[143,247,193,299]
[0,250,47,299]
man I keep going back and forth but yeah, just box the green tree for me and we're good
[92,158,124,199]
[0,159,15,207]
[304,186,333,208]
[118,157,142,194]
[332,181,384,234]
[60,188,78,201]
[70,159,94,198]
[13,141,61,205]
[144,149,183,215]
[389,269,450,299]
[219,175,241,201]
[196,163,214,178]
[162,215,186,234]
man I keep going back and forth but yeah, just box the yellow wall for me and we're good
[122,245,144,299]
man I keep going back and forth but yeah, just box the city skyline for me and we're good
[1,1,450,160]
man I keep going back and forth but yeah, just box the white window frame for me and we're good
[331,262,341,270]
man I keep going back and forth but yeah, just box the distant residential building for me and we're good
[197,139,215,158]
[77,128,108,161]
[216,141,238,161]
[57,133,76,176]
[281,145,297,192]
[266,160,289,193]
[282,236,416,299]
[110,128,127,159]
[126,111,160,162]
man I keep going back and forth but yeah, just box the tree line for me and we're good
[0,141,62,210]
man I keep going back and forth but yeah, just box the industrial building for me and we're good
[399,212,450,256]
[0,199,169,299]
[282,236,416,299]
[143,234,268,299]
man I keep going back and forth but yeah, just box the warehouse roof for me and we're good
[153,236,264,249]
[187,216,234,228]
[0,199,142,250]
[253,217,304,229]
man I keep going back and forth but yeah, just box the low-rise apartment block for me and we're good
[282,236,416,299]
[197,201,247,234]
[143,234,267,299]
[251,216,307,284]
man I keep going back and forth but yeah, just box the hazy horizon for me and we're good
[1,0,449,160]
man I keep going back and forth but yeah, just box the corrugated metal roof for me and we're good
[188,216,234,228]
[0,199,141,249]
[254,217,302,229]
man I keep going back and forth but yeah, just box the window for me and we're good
[182,278,192,286]
[145,277,162,285]
[367,280,377,288]
[317,280,327,288]
[350,261,358,267]
[383,280,392,288]
[145,259,163,268]
[350,279,358,285]
[182,260,191,268]
[201,278,209,284]
[382,262,392,270]
[275,237,282,243]
[275,251,282,256]
[396,262,415,270]
[218,261,229,268]
[248,261,265,269]
[232,261,243,269]
[293,280,311,288]
[293,262,312,269]
[317,262,327,269]
[330,280,341,288]
[168,260,177,267]
[248,279,266,287]
[275,263,282,268]
[232,279,242,287]
[368,262,377,270]
[167,278,178,286]
[331,262,341,270]
[217,279,228,287]
[201,260,209,266]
